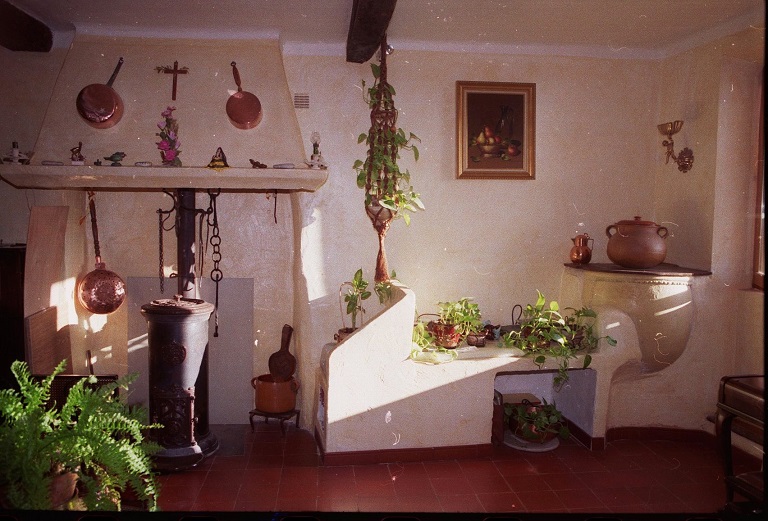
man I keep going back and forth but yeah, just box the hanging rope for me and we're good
[364,35,398,282]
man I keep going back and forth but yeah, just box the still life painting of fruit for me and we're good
[470,124,522,162]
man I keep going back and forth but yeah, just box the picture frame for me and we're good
[456,81,536,179]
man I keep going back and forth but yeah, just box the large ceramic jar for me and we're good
[605,216,669,268]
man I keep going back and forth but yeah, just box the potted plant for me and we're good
[499,290,617,389]
[409,317,458,365]
[425,297,483,349]
[334,269,394,343]
[504,398,570,443]
[0,359,161,511]
[353,36,424,283]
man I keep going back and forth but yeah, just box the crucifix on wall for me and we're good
[155,61,189,100]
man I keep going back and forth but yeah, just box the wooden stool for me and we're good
[715,375,764,507]
[248,408,300,436]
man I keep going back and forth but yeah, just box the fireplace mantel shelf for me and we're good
[0,163,328,193]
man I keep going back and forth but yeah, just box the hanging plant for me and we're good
[352,36,424,282]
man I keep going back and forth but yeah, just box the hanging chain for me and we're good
[206,189,223,337]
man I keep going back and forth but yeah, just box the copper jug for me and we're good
[570,233,593,264]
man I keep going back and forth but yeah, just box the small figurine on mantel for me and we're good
[305,131,327,169]
[249,159,267,168]
[207,147,229,170]
[70,142,85,165]
[2,141,31,164]
[104,152,126,166]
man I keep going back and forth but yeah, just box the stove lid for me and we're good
[141,294,214,315]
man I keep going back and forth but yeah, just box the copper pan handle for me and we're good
[231,61,243,92]
[88,193,102,264]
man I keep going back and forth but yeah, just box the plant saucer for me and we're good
[503,429,560,452]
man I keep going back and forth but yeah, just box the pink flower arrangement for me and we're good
[156,106,181,166]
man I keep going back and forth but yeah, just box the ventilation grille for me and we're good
[293,93,310,109]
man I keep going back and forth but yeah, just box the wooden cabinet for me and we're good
[0,244,26,388]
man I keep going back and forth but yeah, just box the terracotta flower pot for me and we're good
[427,321,460,349]
[252,375,300,413]
[49,472,78,509]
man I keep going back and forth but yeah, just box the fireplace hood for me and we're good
[1,33,325,192]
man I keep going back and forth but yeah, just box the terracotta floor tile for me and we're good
[316,494,359,512]
[475,490,526,512]
[515,488,566,511]
[422,460,465,478]
[191,498,237,511]
[234,497,278,511]
[430,473,473,493]
[388,461,429,480]
[467,474,512,494]
[541,472,589,491]
[493,457,538,477]
[391,493,443,512]
[590,485,645,506]
[247,452,284,468]
[274,494,318,511]
[195,481,241,503]
[459,459,502,477]
[240,467,282,487]
[162,425,733,515]
[505,474,550,492]
[203,468,247,487]
[356,494,400,512]
[208,454,249,470]
[437,493,485,512]
[554,488,605,510]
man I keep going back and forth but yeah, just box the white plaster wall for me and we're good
[0,25,763,439]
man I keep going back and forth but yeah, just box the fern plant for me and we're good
[0,359,161,511]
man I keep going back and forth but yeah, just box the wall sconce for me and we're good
[658,120,694,173]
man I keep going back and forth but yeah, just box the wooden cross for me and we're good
[155,61,188,100]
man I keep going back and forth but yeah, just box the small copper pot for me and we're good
[252,375,300,413]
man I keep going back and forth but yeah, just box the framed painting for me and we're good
[456,81,536,179]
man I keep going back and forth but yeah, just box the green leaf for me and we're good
[583,354,592,368]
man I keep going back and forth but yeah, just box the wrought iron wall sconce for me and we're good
[658,120,694,173]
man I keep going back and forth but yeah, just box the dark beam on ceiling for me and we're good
[346,0,397,63]
[0,0,53,52]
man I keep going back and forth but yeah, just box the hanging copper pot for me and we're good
[226,61,262,130]
[77,195,126,314]
[76,57,125,129]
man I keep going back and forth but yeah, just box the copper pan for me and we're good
[77,194,126,314]
[76,57,124,129]
[226,61,262,130]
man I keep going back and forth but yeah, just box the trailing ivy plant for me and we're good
[504,398,570,441]
[410,317,459,365]
[437,297,484,338]
[0,359,161,511]
[499,290,617,390]
[353,61,424,226]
